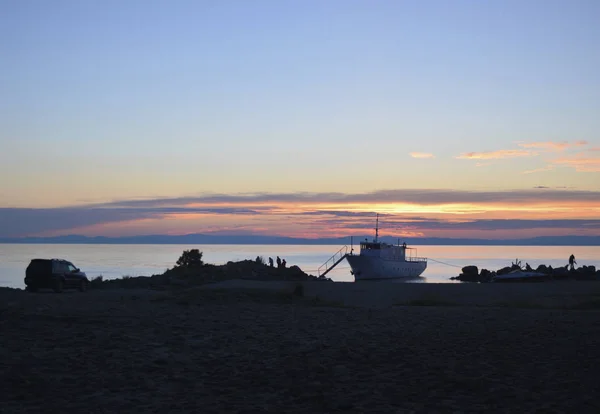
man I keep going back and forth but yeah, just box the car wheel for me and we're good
[53,279,64,293]
[79,280,88,292]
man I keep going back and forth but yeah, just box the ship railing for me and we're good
[406,256,428,263]
[318,245,349,277]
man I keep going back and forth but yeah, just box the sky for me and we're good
[1,0,599,239]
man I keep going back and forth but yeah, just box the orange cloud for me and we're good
[457,141,593,164]
[410,152,435,159]
[517,140,588,152]
[522,165,555,174]
[456,149,536,159]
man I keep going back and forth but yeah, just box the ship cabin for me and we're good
[359,240,407,261]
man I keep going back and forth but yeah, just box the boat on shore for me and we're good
[492,270,551,283]
[318,214,428,281]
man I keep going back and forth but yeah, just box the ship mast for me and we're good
[374,213,379,242]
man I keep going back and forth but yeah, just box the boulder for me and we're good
[535,264,549,274]
[496,266,513,276]
[452,272,481,283]
[461,265,479,276]
[554,266,568,276]
[479,268,494,282]
[573,265,597,280]
[453,261,600,284]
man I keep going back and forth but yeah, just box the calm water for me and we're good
[0,244,598,289]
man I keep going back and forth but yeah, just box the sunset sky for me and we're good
[2,0,599,239]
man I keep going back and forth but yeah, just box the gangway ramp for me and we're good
[318,245,350,278]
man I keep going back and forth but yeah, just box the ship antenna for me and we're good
[375,213,379,242]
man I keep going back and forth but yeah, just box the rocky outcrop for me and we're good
[451,263,600,283]
[452,265,495,283]
[453,266,481,283]
[91,260,331,289]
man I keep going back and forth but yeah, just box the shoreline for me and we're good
[4,279,600,310]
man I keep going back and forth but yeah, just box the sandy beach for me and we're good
[2,281,600,413]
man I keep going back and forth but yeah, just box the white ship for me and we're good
[318,214,428,281]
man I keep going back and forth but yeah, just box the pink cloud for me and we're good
[456,149,536,159]
[517,140,588,152]
[410,152,435,159]
[458,141,593,164]
[522,165,555,174]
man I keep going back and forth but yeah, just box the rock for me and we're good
[554,266,568,276]
[94,255,332,290]
[453,261,600,284]
[479,269,494,282]
[535,264,549,274]
[573,265,598,280]
[453,271,482,283]
[496,266,513,276]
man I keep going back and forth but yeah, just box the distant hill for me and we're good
[1,234,599,246]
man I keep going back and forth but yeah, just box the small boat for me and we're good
[318,214,428,280]
[492,270,552,283]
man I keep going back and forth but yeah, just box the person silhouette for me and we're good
[568,254,576,271]
[268,257,274,267]
[276,256,281,268]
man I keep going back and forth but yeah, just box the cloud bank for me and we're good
[456,140,600,174]
[2,188,600,238]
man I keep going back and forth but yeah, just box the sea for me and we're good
[1,244,598,289]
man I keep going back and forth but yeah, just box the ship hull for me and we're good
[346,255,427,280]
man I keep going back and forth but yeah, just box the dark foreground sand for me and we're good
[2,283,600,413]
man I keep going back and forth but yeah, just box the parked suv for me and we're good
[25,258,90,293]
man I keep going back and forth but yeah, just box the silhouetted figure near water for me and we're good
[276,256,281,268]
[569,254,577,271]
[282,259,286,268]
[268,257,274,267]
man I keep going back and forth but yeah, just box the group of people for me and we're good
[268,256,286,269]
